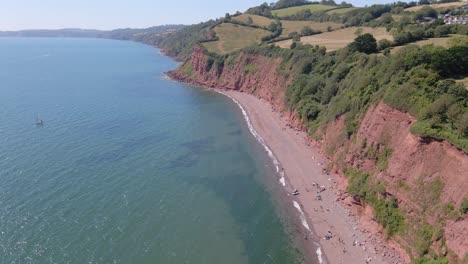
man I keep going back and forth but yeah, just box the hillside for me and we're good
[272,4,337,17]
[0,25,185,45]
[405,2,466,12]
[274,26,393,51]
[161,1,468,263]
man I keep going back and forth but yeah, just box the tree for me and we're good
[225,13,231,20]
[301,26,315,36]
[321,0,337,5]
[268,21,282,32]
[274,0,307,9]
[247,16,254,25]
[378,39,392,51]
[349,33,378,54]
[460,112,468,136]
[289,32,301,42]
[414,6,437,20]
[447,103,464,129]
[380,13,394,24]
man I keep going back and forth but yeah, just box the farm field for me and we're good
[232,14,273,27]
[405,2,466,11]
[202,23,269,54]
[281,20,343,37]
[390,35,464,54]
[274,27,393,51]
[326,7,359,14]
[391,37,451,53]
[232,14,343,38]
[272,4,336,17]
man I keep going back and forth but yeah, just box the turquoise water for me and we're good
[0,38,301,263]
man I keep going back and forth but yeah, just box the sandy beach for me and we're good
[222,90,404,264]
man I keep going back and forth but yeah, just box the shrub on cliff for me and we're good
[461,198,468,214]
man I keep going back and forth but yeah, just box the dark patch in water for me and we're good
[163,137,217,170]
[76,133,168,165]
[180,137,215,155]
[227,129,242,136]
[163,152,199,169]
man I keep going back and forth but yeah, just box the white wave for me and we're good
[316,247,323,264]
[279,176,286,187]
[293,201,311,231]
[218,91,284,179]
[25,54,50,61]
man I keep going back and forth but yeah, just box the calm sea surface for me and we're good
[0,38,301,263]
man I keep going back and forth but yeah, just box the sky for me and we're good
[1,0,407,31]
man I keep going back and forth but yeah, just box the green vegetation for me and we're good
[344,168,404,236]
[348,33,378,54]
[202,24,269,54]
[412,257,448,264]
[461,198,468,214]
[156,1,468,259]
[274,27,393,51]
[243,64,258,73]
[325,7,359,14]
[276,40,468,152]
[155,20,218,59]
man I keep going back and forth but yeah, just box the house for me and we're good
[444,15,468,24]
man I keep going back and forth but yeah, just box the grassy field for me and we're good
[325,7,359,14]
[232,14,273,27]
[281,20,343,37]
[405,2,466,11]
[232,14,343,38]
[272,4,336,17]
[390,35,462,54]
[202,24,269,54]
[274,27,393,51]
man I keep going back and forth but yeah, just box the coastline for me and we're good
[220,90,403,264]
[169,69,408,263]
[164,63,405,263]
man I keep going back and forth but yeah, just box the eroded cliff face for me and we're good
[169,46,467,262]
[169,45,292,112]
[320,103,468,262]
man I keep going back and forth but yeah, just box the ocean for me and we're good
[0,37,301,263]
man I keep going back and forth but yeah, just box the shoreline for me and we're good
[217,89,323,264]
[220,90,402,264]
[164,65,405,263]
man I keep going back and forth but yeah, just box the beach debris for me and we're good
[320,185,327,192]
[292,189,300,196]
[325,230,333,240]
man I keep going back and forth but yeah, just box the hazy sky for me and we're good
[2,0,406,30]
